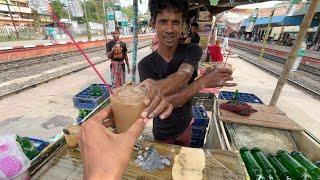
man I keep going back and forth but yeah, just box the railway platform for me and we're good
[0,47,149,140]
[224,53,320,140]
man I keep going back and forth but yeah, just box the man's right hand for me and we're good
[139,79,173,120]
[200,67,237,88]
[79,108,145,180]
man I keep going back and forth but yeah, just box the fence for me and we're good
[0,26,40,41]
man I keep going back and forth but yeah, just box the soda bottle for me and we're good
[16,136,39,160]
[291,151,320,179]
[240,147,265,180]
[251,148,279,180]
[267,154,292,180]
[277,150,312,180]
[90,85,96,96]
[78,109,85,119]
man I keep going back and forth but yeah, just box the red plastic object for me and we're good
[208,45,223,62]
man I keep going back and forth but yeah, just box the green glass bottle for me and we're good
[291,151,320,179]
[94,86,102,96]
[277,150,312,180]
[251,148,279,180]
[232,90,239,102]
[84,110,91,117]
[240,147,265,180]
[90,85,96,96]
[16,136,39,160]
[267,154,292,180]
[78,109,85,119]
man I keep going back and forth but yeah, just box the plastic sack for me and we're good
[0,134,30,180]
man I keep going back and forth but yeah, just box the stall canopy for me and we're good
[283,15,319,27]
[241,15,319,27]
[255,16,285,25]
[188,0,270,14]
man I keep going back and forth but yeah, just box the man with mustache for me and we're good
[138,0,236,146]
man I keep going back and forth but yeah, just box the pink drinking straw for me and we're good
[51,13,113,94]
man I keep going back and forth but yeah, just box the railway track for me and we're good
[231,44,320,77]
[0,47,104,72]
[232,48,320,99]
[0,41,150,100]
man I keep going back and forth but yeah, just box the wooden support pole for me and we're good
[269,0,319,106]
[131,0,138,83]
[259,9,275,61]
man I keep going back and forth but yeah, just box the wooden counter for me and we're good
[32,140,246,180]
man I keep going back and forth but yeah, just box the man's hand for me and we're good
[79,108,145,180]
[139,79,173,120]
[127,66,131,74]
[200,67,237,88]
[184,37,191,44]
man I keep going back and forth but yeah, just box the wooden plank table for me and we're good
[32,140,246,180]
[218,100,304,131]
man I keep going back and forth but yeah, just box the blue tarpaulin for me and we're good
[283,15,319,27]
[242,15,319,27]
[255,16,285,25]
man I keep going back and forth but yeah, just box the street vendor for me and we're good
[106,27,130,87]
[185,22,200,44]
[138,0,236,146]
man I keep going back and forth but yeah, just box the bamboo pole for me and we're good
[5,0,19,39]
[269,0,319,106]
[102,0,107,39]
[258,9,275,61]
[131,0,138,83]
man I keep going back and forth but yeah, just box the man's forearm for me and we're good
[156,64,195,96]
[157,72,190,96]
[165,78,205,108]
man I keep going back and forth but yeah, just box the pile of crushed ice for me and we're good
[134,146,170,171]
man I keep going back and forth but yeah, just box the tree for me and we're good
[122,6,133,21]
[51,0,68,19]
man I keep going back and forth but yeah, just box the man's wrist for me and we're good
[197,76,208,89]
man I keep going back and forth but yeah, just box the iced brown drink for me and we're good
[215,62,233,71]
[111,85,146,133]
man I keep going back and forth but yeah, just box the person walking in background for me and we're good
[222,36,229,55]
[291,41,306,72]
[47,26,56,43]
[106,27,130,87]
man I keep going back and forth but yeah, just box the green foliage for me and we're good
[81,0,106,23]
[122,6,133,21]
[51,0,68,19]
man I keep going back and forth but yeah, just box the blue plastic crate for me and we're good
[192,106,209,126]
[191,126,207,139]
[27,138,49,152]
[190,137,204,148]
[218,91,264,104]
[73,84,111,110]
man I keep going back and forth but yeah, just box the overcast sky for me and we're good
[236,1,284,9]
[120,0,284,13]
[120,0,149,13]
